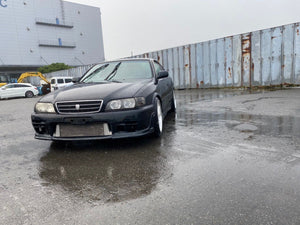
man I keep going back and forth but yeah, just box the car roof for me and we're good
[97,58,154,64]
[51,77,72,79]
[2,83,32,88]
[18,83,33,87]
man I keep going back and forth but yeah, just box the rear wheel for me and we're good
[170,91,176,112]
[153,97,163,137]
[25,91,34,98]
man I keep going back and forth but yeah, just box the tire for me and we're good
[25,91,34,98]
[153,97,163,137]
[170,91,176,112]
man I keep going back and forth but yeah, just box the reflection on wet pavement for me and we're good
[39,136,171,203]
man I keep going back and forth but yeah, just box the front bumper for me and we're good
[32,104,155,141]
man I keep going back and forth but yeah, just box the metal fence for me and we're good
[44,65,93,79]
[45,22,300,89]
[133,22,300,89]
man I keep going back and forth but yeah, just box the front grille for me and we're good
[56,100,103,114]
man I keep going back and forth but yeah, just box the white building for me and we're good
[0,0,105,82]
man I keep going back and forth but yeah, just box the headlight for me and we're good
[105,97,145,111]
[123,98,135,108]
[107,100,122,110]
[35,102,56,113]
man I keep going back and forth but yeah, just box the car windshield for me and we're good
[81,61,153,83]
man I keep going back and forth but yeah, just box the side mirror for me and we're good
[72,77,80,83]
[157,71,169,79]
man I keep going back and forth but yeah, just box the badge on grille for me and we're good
[75,104,80,110]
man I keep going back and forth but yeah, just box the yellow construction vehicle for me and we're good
[17,72,50,84]
[18,72,51,94]
[0,82,7,87]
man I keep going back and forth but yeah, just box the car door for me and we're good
[3,84,15,98]
[11,84,23,97]
[64,78,73,88]
[12,84,21,97]
[153,61,173,114]
[16,84,28,97]
[57,78,64,89]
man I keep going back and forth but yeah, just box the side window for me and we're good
[51,79,56,84]
[154,62,164,75]
[65,78,72,83]
[57,79,64,84]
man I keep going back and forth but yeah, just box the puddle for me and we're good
[175,89,300,138]
[38,136,171,203]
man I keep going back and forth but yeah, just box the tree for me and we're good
[38,63,73,74]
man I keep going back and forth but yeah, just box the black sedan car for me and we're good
[32,58,176,141]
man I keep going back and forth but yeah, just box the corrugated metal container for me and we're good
[133,22,300,89]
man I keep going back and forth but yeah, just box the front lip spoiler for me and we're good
[34,127,154,141]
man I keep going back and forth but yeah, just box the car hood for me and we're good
[40,80,151,103]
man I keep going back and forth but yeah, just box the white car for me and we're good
[0,83,39,99]
[50,77,73,91]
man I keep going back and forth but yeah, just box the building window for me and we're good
[39,40,76,48]
[35,18,73,28]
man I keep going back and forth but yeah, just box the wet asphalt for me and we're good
[0,89,300,225]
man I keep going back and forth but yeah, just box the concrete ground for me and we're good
[0,88,299,224]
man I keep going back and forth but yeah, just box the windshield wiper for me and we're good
[82,64,109,82]
[104,62,121,81]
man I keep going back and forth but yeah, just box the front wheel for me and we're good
[153,97,163,137]
[170,91,176,112]
[25,91,34,98]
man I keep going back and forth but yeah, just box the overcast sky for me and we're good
[68,0,300,60]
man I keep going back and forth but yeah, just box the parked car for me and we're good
[0,83,39,99]
[50,77,73,91]
[32,58,176,141]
